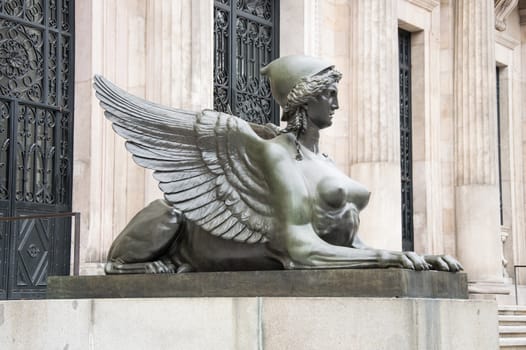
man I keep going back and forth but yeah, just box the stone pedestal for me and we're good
[0,297,498,350]
[47,269,468,299]
[2,270,492,349]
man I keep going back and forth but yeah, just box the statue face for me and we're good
[306,83,339,129]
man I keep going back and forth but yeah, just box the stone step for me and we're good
[499,326,526,338]
[500,315,526,326]
[499,305,526,316]
[499,336,526,348]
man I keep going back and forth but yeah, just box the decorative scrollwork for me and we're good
[0,99,9,200]
[235,74,272,124]
[58,112,69,204]
[3,0,44,23]
[60,36,70,107]
[214,0,277,124]
[0,21,44,102]
[236,0,272,21]
[215,8,229,33]
[214,5,231,114]
[3,0,24,17]
[0,39,30,78]
[24,0,44,24]
[234,17,274,123]
[47,32,57,105]
[61,0,70,31]
[27,243,41,258]
[15,105,57,204]
[213,84,229,113]
[49,0,58,28]
[1,0,72,205]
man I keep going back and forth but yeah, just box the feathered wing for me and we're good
[93,75,275,243]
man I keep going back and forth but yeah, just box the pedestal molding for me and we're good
[406,0,440,12]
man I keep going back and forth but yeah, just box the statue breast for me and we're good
[310,175,369,243]
[316,176,370,211]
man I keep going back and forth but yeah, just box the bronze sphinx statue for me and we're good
[94,55,462,274]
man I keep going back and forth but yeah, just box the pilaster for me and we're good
[453,0,503,285]
[348,0,401,250]
[74,0,213,273]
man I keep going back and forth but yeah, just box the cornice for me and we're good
[495,31,521,49]
[406,0,439,12]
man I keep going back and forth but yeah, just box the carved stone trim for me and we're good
[495,31,521,49]
[495,0,518,31]
[406,0,439,12]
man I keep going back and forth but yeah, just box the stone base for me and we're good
[468,280,511,299]
[47,268,468,299]
[497,283,526,305]
[0,297,498,350]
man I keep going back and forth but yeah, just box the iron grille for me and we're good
[496,67,503,226]
[398,29,414,251]
[213,0,280,125]
[0,0,74,299]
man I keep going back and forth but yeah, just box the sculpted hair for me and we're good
[281,67,342,160]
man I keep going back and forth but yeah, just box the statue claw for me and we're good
[402,251,430,271]
[423,254,463,272]
[145,261,176,274]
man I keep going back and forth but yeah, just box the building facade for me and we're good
[68,0,526,298]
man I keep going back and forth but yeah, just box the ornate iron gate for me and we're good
[213,0,280,125]
[0,0,74,299]
[398,29,414,251]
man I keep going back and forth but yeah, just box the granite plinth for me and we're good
[47,268,468,299]
[0,297,497,350]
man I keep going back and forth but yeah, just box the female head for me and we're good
[261,55,342,135]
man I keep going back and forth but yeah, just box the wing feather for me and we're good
[94,75,276,243]
[154,170,208,182]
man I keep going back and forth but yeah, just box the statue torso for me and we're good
[270,134,370,244]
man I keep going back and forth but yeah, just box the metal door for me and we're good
[0,0,74,299]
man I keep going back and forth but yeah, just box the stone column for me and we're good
[74,0,213,274]
[349,0,401,250]
[144,0,213,204]
[453,0,503,285]
[520,4,526,285]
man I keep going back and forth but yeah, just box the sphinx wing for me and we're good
[94,75,275,243]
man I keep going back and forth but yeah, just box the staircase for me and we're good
[499,305,526,349]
